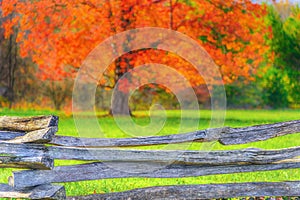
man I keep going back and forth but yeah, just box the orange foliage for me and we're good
[2,0,272,90]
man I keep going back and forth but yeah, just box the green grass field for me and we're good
[0,109,300,197]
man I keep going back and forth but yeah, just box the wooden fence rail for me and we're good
[68,182,300,200]
[50,120,300,147]
[0,115,299,199]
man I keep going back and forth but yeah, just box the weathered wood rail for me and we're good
[0,115,299,199]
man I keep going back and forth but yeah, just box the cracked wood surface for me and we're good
[68,181,300,200]
[0,155,53,169]
[9,160,300,188]
[2,126,58,144]
[0,184,66,199]
[50,120,300,147]
[2,143,300,165]
[0,115,58,132]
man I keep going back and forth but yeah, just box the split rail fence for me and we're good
[0,115,299,199]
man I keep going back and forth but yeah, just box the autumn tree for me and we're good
[2,0,271,113]
[264,0,300,107]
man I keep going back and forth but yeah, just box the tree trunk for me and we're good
[110,89,132,116]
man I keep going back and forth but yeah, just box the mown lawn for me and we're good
[0,109,300,197]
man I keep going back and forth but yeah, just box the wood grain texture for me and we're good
[47,146,300,165]
[220,119,300,145]
[0,131,25,140]
[3,143,300,165]
[10,161,300,188]
[50,120,300,147]
[0,143,50,158]
[0,115,58,132]
[0,155,53,169]
[68,181,300,200]
[0,184,66,199]
[50,129,213,147]
[3,126,58,144]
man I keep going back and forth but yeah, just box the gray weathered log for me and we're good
[9,160,300,188]
[50,128,223,147]
[50,120,300,147]
[68,181,300,200]
[0,143,49,158]
[2,126,58,144]
[47,146,300,165]
[0,155,53,169]
[0,131,25,140]
[0,184,66,199]
[220,119,300,145]
[0,115,58,132]
[3,143,300,165]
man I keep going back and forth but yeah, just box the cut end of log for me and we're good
[50,185,67,200]
[42,156,55,170]
[49,115,59,127]
[8,176,14,187]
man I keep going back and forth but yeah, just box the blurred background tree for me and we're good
[0,0,299,111]
[224,0,299,109]
[263,0,299,108]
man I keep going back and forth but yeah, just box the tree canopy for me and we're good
[2,0,271,84]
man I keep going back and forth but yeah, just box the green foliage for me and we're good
[210,4,300,109]
[267,5,300,107]
[225,78,264,109]
[261,67,290,108]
